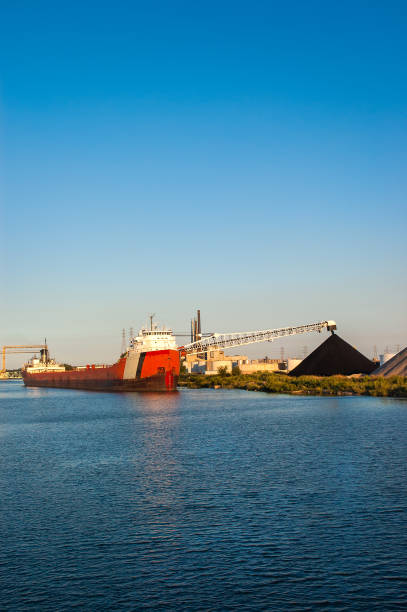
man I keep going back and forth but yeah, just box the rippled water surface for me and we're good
[1,381,407,610]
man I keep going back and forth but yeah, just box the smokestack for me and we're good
[197,309,201,338]
[40,338,49,363]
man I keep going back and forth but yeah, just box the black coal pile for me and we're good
[290,333,376,377]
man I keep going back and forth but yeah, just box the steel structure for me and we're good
[1,345,47,373]
[180,320,337,355]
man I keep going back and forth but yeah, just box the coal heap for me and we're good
[372,347,407,377]
[290,333,376,377]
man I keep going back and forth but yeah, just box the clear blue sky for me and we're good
[1,0,406,366]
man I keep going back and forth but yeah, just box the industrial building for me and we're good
[184,350,303,375]
[184,349,249,375]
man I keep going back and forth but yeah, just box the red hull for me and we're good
[22,350,180,392]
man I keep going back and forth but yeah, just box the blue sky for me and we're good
[1,0,406,365]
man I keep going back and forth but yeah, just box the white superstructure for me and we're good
[129,325,177,353]
[24,356,66,374]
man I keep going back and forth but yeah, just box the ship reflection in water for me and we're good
[127,392,183,532]
[1,382,407,610]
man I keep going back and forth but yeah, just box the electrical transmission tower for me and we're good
[121,329,126,354]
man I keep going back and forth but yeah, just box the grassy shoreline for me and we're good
[179,372,407,398]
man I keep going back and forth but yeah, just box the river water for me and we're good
[1,381,406,610]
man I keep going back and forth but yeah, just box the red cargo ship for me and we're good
[22,325,180,392]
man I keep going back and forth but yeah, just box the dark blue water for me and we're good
[1,381,407,610]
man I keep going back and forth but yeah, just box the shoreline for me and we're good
[178,373,407,398]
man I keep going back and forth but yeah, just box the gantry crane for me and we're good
[1,345,48,373]
[179,320,337,355]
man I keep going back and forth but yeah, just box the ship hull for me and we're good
[22,349,180,392]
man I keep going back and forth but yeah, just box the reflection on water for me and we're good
[124,389,181,414]
[127,392,182,521]
[1,382,407,610]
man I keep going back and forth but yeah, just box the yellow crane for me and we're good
[1,345,48,373]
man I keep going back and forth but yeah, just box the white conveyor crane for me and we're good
[180,320,337,355]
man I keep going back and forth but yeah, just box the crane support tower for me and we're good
[180,320,337,355]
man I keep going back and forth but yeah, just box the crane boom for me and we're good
[181,320,336,355]
[1,344,47,372]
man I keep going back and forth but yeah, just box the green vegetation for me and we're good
[179,371,407,398]
[180,362,188,375]
[217,366,228,376]
[1,369,22,379]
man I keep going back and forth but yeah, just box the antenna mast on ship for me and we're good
[149,314,155,331]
